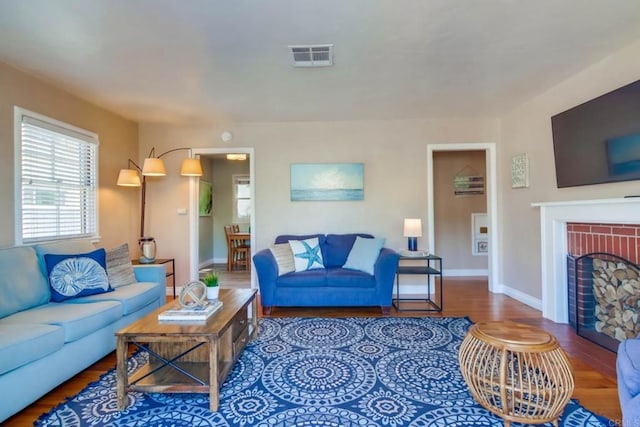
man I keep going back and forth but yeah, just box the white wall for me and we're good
[499,40,640,301]
[139,119,499,286]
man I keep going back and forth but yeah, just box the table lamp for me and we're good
[403,218,422,251]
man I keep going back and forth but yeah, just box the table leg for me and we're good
[209,338,219,411]
[116,336,129,410]
[251,298,258,339]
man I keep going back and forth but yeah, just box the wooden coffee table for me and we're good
[115,288,258,412]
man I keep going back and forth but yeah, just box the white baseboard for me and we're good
[198,258,214,269]
[198,258,226,269]
[493,282,542,311]
[442,269,488,277]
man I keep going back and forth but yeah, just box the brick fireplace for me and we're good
[566,223,640,351]
[534,198,640,323]
[567,223,640,263]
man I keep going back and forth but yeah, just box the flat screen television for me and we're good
[551,79,640,188]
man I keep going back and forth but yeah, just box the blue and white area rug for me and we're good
[37,317,610,426]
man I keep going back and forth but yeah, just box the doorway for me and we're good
[188,147,256,289]
[426,143,498,293]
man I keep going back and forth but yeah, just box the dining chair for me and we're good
[224,224,251,271]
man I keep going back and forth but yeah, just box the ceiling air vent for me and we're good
[289,44,333,67]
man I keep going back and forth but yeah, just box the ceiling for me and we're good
[1,0,639,125]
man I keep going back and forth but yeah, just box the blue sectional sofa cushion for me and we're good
[2,300,123,343]
[45,249,112,302]
[0,246,51,317]
[0,324,64,375]
[66,282,161,315]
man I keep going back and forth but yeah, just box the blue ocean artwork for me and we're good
[607,133,640,177]
[291,163,364,201]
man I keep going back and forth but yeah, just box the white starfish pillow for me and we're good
[288,237,325,272]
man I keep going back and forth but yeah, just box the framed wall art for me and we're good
[199,180,213,216]
[290,163,364,201]
[511,153,530,188]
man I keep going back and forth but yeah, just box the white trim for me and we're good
[533,197,640,322]
[498,283,543,311]
[443,269,488,277]
[198,258,216,270]
[427,143,498,293]
[189,147,256,289]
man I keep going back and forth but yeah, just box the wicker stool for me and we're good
[458,321,574,427]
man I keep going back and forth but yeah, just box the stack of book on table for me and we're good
[158,300,223,323]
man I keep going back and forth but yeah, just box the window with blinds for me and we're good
[233,174,251,223]
[15,107,99,244]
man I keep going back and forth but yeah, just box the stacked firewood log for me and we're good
[592,258,640,341]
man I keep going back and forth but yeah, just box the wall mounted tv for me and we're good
[551,79,640,188]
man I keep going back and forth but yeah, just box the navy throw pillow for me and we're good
[45,248,112,302]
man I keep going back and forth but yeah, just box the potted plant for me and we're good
[202,271,219,300]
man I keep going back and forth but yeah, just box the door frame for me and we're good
[188,147,256,288]
[426,143,498,293]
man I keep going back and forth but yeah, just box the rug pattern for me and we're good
[36,317,610,426]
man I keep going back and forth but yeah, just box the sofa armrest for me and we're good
[133,264,166,285]
[618,338,640,426]
[253,249,278,306]
[373,248,400,304]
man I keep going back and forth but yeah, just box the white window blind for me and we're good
[233,175,251,223]
[16,109,99,244]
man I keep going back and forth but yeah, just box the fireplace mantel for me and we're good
[533,197,640,323]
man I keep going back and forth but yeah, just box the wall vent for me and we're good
[289,44,333,67]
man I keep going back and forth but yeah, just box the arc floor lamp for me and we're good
[117,147,202,261]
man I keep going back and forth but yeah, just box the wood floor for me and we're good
[3,277,622,426]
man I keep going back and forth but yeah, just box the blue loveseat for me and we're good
[617,337,640,427]
[0,239,166,422]
[253,233,399,315]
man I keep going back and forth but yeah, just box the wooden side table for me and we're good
[132,258,176,298]
[458,321,574,426]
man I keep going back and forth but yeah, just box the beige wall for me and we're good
[434,151,488,271]
[139,120,499,286]
[499,39,640,301]
[0,61,139,250]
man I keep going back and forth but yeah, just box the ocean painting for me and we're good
[291,163,364,201]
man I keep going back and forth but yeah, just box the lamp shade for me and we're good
[403,218,422,237]
[142,158,166,176]
[180,158,203,176]
[116,169,142,187]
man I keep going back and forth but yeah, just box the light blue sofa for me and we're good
[253,233,399,315]
[617,337,640,427]
[0,240,166,422]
